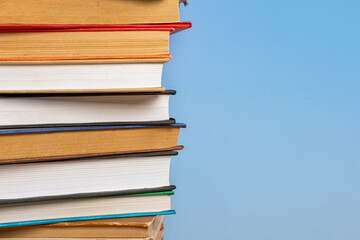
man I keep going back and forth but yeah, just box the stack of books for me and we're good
[0,0,191,239]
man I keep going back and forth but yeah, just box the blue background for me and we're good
[163,1,360,239]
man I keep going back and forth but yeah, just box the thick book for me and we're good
[0,124,185,163]
[0,63,166,92]
[0,29,170,62]
[0,91,174,127]
[0,0,180,25]
[0,23,191,91]
[0,151,178,204]
[0,23,192,63]
[0,215,165,238]
[0,191,175,228]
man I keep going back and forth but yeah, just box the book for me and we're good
[0,124,185,163]
[0,91,174,127]
[0,63,166,92]
[0,30,170,61]
[0,191,175,228]
[0,23,191,91]
[0,151,178,204]
[0,215,164,238]
[0,0,180,25]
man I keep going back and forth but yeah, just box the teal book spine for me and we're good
[0,210,176,228]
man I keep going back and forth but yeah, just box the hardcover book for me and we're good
[0,215,165,238]
[0,23,192,63]
[0,63,167,92]
[0,124,186,163]
[0,191,175,228]
[0,30,170,61]
[0,23,191,91]
[0,151,178,204]
[0,0,181,25]
[0,91,175,127]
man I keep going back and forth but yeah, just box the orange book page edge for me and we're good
[0,146,185,165]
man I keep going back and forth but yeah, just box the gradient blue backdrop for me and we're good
[163,1,360,239]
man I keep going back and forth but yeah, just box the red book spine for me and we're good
[0,22,192,34]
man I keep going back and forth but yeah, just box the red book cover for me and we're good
[0,22,192,34]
